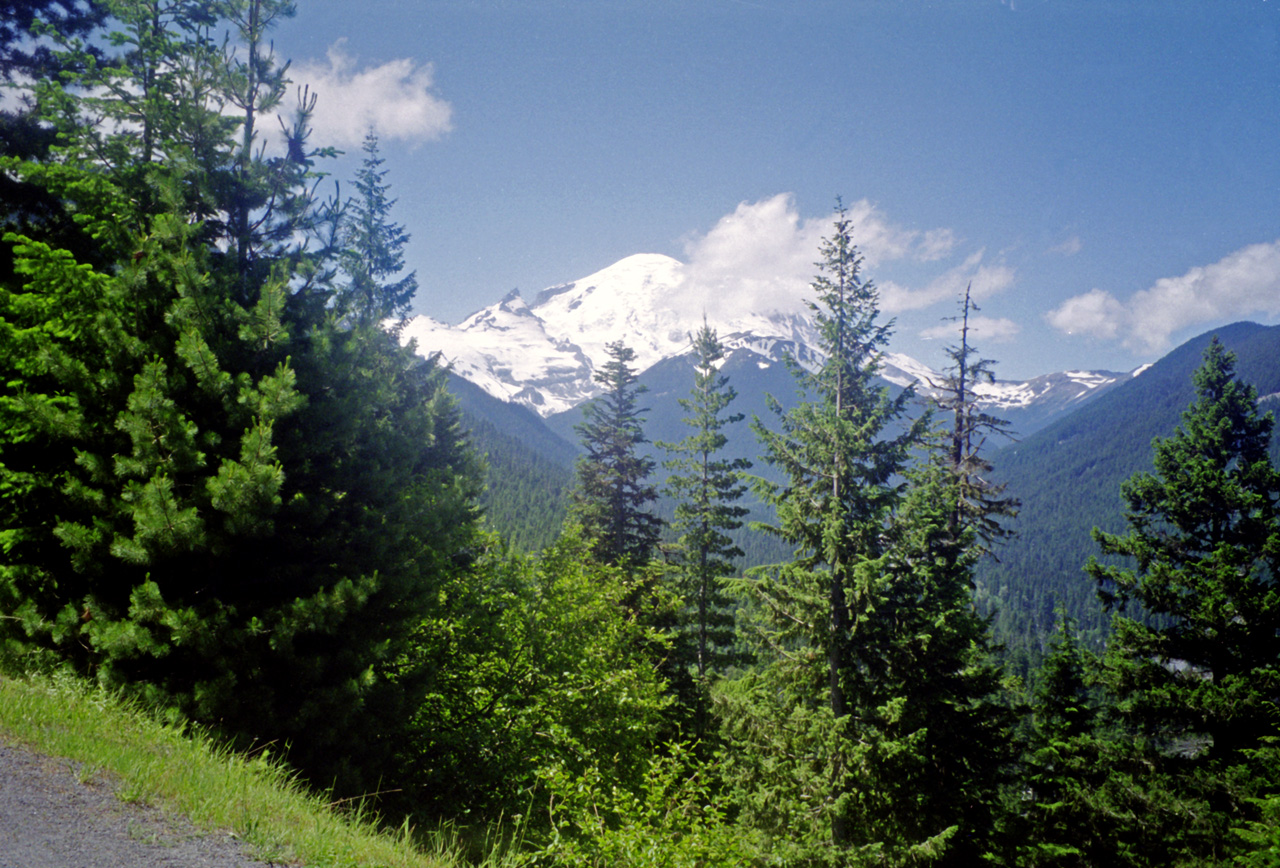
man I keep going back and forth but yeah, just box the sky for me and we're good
[270,0,1280,379]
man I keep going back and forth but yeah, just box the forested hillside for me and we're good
[447,373,575,551]
[3,4,1279,868]
[978,321,1280,666]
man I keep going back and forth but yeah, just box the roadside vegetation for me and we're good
[0,672,505,868]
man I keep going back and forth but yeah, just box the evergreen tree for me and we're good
[1015,614,1113,867]
[869,292,1021,865]
[1,0,107,276]
[717,205,1018,866]
[716,200,930,864]
[931,283,1017,546]
[1079,338,1280,862]
[570,340,662,566]
[1090,337,1280,761]
[338,130,416,328]
[659,321,751,739]
[0,0,482,794]
[0,0,105,84]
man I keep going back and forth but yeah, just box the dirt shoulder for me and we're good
[0,738,281,868]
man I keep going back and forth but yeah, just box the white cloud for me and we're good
[1046,240,1280,354]
[679,193,828,318]
[290,40,453,149]
[919,315,1021,344]
[678,193,968,320]
[880,249,1016,314]
[918,228,960,261]
[1049,235,1083,256]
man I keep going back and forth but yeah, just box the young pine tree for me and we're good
[1015,613,1122,868]
[338,130,416,328]
[1080,338,1280,864]
[659,321,751,740]
[570,340,663,567]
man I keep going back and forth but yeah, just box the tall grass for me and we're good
[0,671,516,868]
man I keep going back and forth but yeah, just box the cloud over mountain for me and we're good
[293,40,453,147]
[881,249,1016,315]
[1047,239,1280,353]
[677,193,972,322]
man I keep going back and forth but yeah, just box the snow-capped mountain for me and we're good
[401,252,822,416]
[401,252,1132,430]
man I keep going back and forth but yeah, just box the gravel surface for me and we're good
[0,739,282,868]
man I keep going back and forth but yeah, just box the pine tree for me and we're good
[931,283,1017,546]
[717,205,1020,866]
[1,0,107,276]
[1015,613,1111,867]
[659,321,751,739]
[0,0,482,795]
[339,130,416,328]
[1090,337,1280,762]
[570,340,662,567]
[0,0,106,84]
[1076,338,1280,863]
[716,200,930,863]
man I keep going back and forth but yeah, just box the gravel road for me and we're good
[0,739,281,867]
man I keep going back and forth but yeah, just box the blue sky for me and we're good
[275,0,1279,379]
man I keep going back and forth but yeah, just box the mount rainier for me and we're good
[400,252,1136,433]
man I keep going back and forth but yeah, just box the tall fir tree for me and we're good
[717,205,1018,866]
[931,283,1018,546]
[716,200,929,864]
[338,130,416,328]
[659,321,751,740]
[1090,338,1280,763]
[570,340,662,567]
[860,290,1019,866]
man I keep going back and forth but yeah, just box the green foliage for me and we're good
[725,197,921,858]
[978,322,1280,662]
[1090,338,1280,764]
[1234,742,1280,867]
[467,412,572,552]
[717,202,1021,866]
[658,321,751,738]
[526,741,760,868]
[340,130,417,327]
[1007,339,1280,867]
[387,529,671,823]
[0,0,483,798]
[570,341,663,566]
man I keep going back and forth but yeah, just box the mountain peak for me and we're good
[404,252,1132,429]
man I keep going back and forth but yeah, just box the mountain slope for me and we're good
[446,373,575,551]
[979,321,1280,659]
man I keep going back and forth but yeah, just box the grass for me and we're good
[0,670,504,868]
